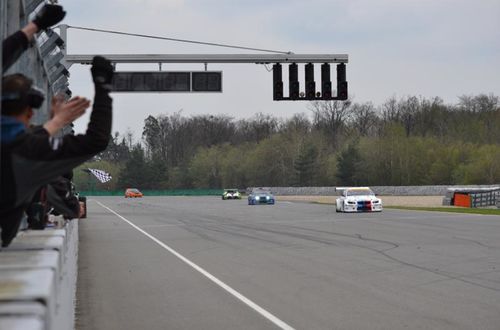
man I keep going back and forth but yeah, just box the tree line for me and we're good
[73,94,500,190]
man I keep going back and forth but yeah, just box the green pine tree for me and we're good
[117,144,148,189]
[294,145,318,186]
[337,143,361,186]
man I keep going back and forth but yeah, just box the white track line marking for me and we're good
[94,200,295,330]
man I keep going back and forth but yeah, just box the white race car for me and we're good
[335,187,383,212]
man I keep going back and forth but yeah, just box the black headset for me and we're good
[1,85,45,109]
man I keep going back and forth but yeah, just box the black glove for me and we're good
[32,4,66,31]
[91,56,114,91]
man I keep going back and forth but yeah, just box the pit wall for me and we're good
[0,220,79,330]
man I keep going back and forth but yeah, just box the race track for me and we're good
[76,197,500,330]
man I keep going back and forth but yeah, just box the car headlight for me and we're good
[255,196,260,200]
[266,196,270,200]
[346,200,355,204]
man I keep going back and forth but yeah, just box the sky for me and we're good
[61,0,500,138]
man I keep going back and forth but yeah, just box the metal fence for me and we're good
[471,190,500,208]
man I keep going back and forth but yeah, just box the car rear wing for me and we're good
[335,187,370,191]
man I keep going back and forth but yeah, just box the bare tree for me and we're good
[282,113,311,135]
[235,113,279,143]
[350,102,378,136]
[458,94,499,113]
[309,99,353,148]
[190,114,236,147]
[380,97,400,123]
[414,97,448,138]
[400,96,420,137]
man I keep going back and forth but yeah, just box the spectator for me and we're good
[3,4,66,73]
[0,56,114,247]
[26,173,80,230]
[25,186,48,230]
[47,172,81,220]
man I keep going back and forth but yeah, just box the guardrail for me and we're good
[248,185,500,196]
[80,189,224,196]
[0,221,78,330]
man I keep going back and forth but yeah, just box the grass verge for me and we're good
[386,206,500,216]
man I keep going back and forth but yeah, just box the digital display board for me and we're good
[112,72,190,92]
[111,71,222,92]
[192,72,222,92]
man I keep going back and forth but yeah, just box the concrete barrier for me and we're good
[257,184,500,196]
[0,220,79,330]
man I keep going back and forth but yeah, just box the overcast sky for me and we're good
[61,0,500,138]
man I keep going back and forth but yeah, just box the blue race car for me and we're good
[248,188,275,205]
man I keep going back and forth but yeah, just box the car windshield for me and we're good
[129,189,140,193]
[253,189,270,194]
[346,189,374,196]
[225,189,237,193]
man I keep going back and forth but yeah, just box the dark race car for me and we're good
[248,188,275,205]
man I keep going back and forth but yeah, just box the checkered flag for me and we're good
[86,168,112,183]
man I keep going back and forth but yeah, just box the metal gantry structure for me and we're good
[58,24,349,101]
[62,53,348,65]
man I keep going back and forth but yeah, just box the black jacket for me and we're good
[0,88,112,246]
[3,30,29,73]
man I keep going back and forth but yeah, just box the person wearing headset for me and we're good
[0,56,114,247]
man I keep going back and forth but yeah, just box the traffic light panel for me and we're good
[273,64,283,100]
[272,62,348,101]
[289,63,299,100]
[321,63,332,99]
[305,63,315,100]
[337,63,348,100]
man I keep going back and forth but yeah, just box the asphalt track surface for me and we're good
[77,197,500,330]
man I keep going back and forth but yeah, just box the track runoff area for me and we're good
[77,196,500,330]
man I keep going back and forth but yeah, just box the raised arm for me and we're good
[2,4,65,72]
